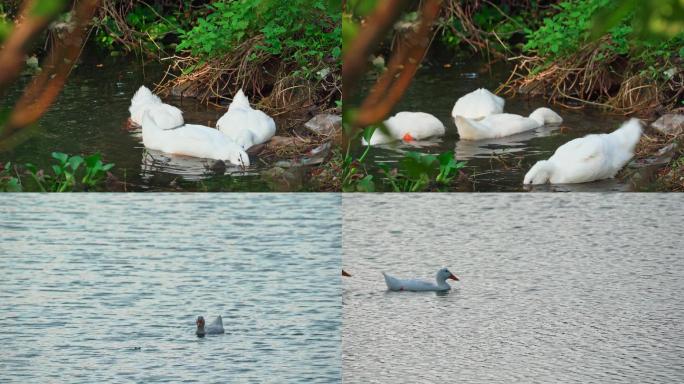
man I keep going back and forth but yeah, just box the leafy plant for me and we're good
[23,152,114,192]
[0,162,22,192]
[524,0,683,71]
[379,150,466,192]
[341,126,377,192]
[176,0,340,80]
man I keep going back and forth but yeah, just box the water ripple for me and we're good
[0,194,342,383]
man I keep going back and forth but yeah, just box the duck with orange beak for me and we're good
[361,112,445,145]
[382,268,459,292]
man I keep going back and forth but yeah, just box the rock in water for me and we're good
[304,114,341,136]
[651,114,684,136]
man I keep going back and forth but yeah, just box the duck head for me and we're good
[436,267,459,283]
[196,316,206,337]
[523,159,554,185]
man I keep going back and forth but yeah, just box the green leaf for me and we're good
[51,152,68,165]
[68,155,84,171]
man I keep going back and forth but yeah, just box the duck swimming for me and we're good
[362,112,445,145]
[451,88,505,121]
[216,89,276,150]
[454,107,563,140]
[196,315,225,337]
[524,118,642,185]
[129,85,183,129]
[141,107,250,166]
[383,268,459,292]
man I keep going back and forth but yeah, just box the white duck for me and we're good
[524,118,642,185]
[216,89,276,150]
[362,112,445,145]
[196,315,224,337]
[129,85,184,129]
[141,106,250,166]
[383,268,459,292]
[451,88,505,121]
[454,107,563,140]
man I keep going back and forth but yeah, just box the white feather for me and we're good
[362,112,445,145]
[523,118,642,184]
[217,89,276,150]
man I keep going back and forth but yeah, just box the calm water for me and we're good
[0,194,341,383]
[1,53,277,191]
[343,194,684,383]
[356,58,629,191]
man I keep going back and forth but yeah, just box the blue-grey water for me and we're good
[343,194,684,383]
[0,194,341,383]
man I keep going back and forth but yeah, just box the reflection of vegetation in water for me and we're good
[1,152,114,192]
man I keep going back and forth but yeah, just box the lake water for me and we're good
[343,194,684,383]
[0,194,341,383]
[1,53,285,191]
[355,57,631,191]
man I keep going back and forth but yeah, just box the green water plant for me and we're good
[379,150,466,192]
[0,162,22,192]
[341,126,377,192]
[24,152,114,192]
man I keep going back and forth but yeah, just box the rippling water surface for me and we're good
[0,194,341,383]
[343,194,684,383]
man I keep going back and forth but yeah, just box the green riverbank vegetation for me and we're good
[1,0,341,192]
[342,0,683,191]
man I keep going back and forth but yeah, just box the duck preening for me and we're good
[141,108,250,166]
[129,86,184,129]
[451,88,505,121]
[217,89,276,150]
[196,315,225,337]
[524,118,642,185]
[455,107,563,141]
[362,112,445,145]
[383,268,459,292]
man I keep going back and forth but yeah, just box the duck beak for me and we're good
[402,133,414,142]
[448,273,459,281]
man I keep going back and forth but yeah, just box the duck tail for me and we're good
[609,118,642,153]
[131,85,159,107]
[229,89,251,110]
[529,107,563,126]
[523,160,554,185]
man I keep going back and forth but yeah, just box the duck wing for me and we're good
[549,135,609,183]
[383,273,439,291]
[206,316,225,334]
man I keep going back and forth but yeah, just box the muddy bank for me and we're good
[620,114,684,191]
